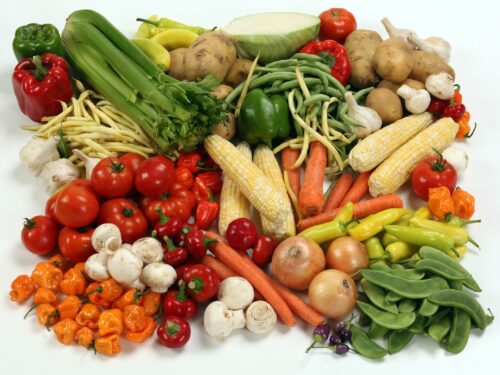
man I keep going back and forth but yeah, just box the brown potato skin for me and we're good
[377,78,425,93]
[211,84,234,100]
[409,50,455,83]
[167,48,187,80]
[344,30,383,89]
[373,39,414,83]
[213,112,236,140]
[365,88,403,124]
[224,58,254,87]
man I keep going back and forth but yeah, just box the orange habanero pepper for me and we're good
[75,326,94,348]
[456,112,477,140]
[53,318,81,345]
[49,254,69,272]
[75,303,101,330]
[452,188,475,220]
[98,309,124,337]
[98,279,123,303]
[123,304,147,332]
[32,262,63,290]
[33,287,57,305]
[94,334,121,356]
[36,303,58,328]
[59,267,87,296]
[125,316,157,343]
[428,186,455,220]
[9,275,36,302]
[85,282,111,308]
[141,291,162,317]
[112,288,144,310]
[55,295,81,320]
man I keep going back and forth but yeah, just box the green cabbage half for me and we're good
[222,12,320,63]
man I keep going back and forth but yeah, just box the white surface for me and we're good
[1,0,500,374]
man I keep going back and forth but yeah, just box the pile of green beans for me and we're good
[350,246,492,358]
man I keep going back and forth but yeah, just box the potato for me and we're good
[184,31,237,81]
[377,78,425,93]
[365,88,403,124]
[224,58,253,87]
[167,48,187,80]
[373,39,414,83]
[212,112,236,140]
[344,30,383,89]
[409,50,455,83]
[211,84,234,100]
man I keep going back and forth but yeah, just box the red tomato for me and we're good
[91,157,133,198]
[318,8,357,43]
[54,186,100,228]
[135,156,175,197]
[98,198,148,244]
[45,193,58,220]
[175,167,194,189]
[411,156,458,201]
[58,226,95,264]
[119,153,146,176]
[21,215,59,255]
[144,186,196,223]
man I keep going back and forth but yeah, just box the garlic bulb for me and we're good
[20,136,60,176]
[408,34,451,63]
[396,85,431,114]
[73,149,100,180]
[381,17,416,45]
[345,92,382,139]
[38,159,80,194]
[425,72,455,100]
[442,147,468,174]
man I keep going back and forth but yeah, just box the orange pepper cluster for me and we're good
[428,186,475,220]
[9,254,161,356]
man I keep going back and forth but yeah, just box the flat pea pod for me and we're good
[368,321,389,339]
[387,268,426,280]
[360,279,398,314]
[409,314,427,334]
[428,289,487,330]
[428,315,451,343]
[418,246,473,281]
[385,291,404,303]
[360,269,448,299]
[350,324,387,360]
[358,311,371,327]
[418,299,439,317]
[357,301,416,330]
[387,329,415,354]
[398,299,418,313]
[463,276,482,293]
[415,259,468,280]
[448,280,463,290]
[424,307,451,328]
[447,308,471,354]
[369,262,390,271]
[391,264,405,270]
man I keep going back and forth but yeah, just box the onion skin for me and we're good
[271,236,325,291]
[325,236,369,278]
[308,269,357,319]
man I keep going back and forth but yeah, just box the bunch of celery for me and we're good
[61,10,225,156]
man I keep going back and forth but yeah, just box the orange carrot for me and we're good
[201,255,237,279]
[240,255,324,326]
[297,194,404,230]
[298,142,326,217]
[339,171,371,207]
[281,147,301,199]
[323,172,354,212]
[205,232,296,327]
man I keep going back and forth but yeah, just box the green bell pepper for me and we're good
[13,23,65,61]
[238,89,291,147]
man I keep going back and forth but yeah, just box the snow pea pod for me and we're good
[387,329,415,354]
[428,315,451,343]
[447,308,471,354]
[360,269,448,299]
[370,262,390,271]
[387,268,426,280]
[357,301,416,330]
[368,321,389,339]
[419,299,439,317]
[350,324,387,359]
[384,225,455,253]
[428,289,487,330]
[398,299,418,313]
[385,291,404,303]
[462,277,482,293]
[360,278,398,314]
[409,314,428,334]
[448,280,463,290]
[424,307,451,328]
[415,259,468,280]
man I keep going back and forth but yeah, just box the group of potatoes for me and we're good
[345,29,455,124]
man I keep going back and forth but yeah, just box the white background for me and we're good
[1,0,499,374]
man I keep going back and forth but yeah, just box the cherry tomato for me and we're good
[134,156,175,197]
[226,218,258,251]
[91,157,133,198]
[144,184,196,224]
[318,8,357,43]
[157,316,191,348]
[251,235,277,267]
[21,215,59,255]
[54,186,99,228]
[411,155,457,201]
[98,199,148,244]
[58,226,95,264]
[174,167,194,189]
[119,153,146,176]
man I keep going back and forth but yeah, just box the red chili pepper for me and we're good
[163,281,198,319]
[195,172,222,194]
[184,228,217,260]
[427,97,448,115]
[174,167,194,189]
[12,53,73,122]
[182,264,220,303]
[251,235,278,267]
[163,237,188,267]
[440,103,466,121]
[152,210,184,240]
[299,40,351,85]
[195,191,219,229]
[157,316,191,348]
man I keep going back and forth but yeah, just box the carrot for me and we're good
[339,171,371,207]
[205,232,296,327]
[240,255,324,326]
[281,147,301,199]
[298,142,326,217]
[322,172,354,212]
[297,194,404,231]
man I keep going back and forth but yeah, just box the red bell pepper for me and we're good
[185,228,217,260]
[195,172,222,194]
[299,40,351,85]
[152,210,184,240]
[12,53,73,122]
[195,190,219,229]
[162,237,188,267]
[157,316,191,348]
[162,280,198,319]
[182,264,220,303]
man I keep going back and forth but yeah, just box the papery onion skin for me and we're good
[325,236,369,278]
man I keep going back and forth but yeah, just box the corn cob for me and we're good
[253,145,296,240]
[349,112,433,172]
[204,135,288,224]
[369,117,459,197]
[218,142,252,236]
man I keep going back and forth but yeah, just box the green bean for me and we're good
[360,269,448,299]
[296,66,346,94]
[249,72,299,88]
[428,289,487,329]
[398,299,418,313]
[419,299,439,317]
[350,324,387,359]
[447,308,471,354]
[309,61,333,74]
[448,280,463,290]
[387,268,426,280]
[415,259,468,280]
[463,276,482,293]
[428,315,451,343]
[388,330,415,354]
[409,315,428,333]
[327,118,351,132]
[385,291,404,303]
[301,94,330,109]
[291,53,325,62]
[263,78,322,95]
[368,321,390,339]
[357,301,416,330]
[360,279,398,314]
[265,58,300,68]
[353,86,375,101]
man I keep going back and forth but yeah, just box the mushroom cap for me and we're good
[204,301,245,340]
[107,248,143,284]
[140,262,176,293]
[218,276,254,310]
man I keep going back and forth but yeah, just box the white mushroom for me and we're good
[72,149,100,180]
[217,277,254,310]
[425,72,455,100]
[345,92,382,139]
[131,237,164,264]
[204,301,246,340]
[19,136,60,176]
[442,146,468,174]
[107,248,143,285]
[245,301,277,334]
[140,262,176,293]
[38,158,80,194]
[92,223,122,253]
[396,84,431,114]
[85,252,110,282]
[126,278,146,291]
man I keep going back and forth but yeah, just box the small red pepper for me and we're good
[176,150,205,174]
[251,235,278,267]
[174,167,194,189]
[163,280,198,319]
[152,209,184,240]
[175,264,193,283]
[163,236,188,266]
[440,103,466,121]
[157,316,191,348]
[195,172,222,194]
[427,97,448,115]
[299,40,351,85]
[175,224,199,246]
[184,228,217,260]
[182,264,220,303]
[195,190,219,229]
[12,53,73,122]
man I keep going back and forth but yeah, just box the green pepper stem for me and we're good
[468,237,480,248]
[175,280,187,302]
[136,18,159,26]
[31,55,47,81]
[23,304,40,320]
